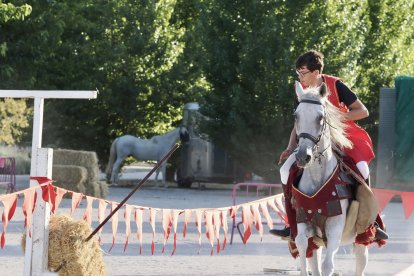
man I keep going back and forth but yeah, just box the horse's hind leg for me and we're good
[111,157,124,184]
[354,243,368,276]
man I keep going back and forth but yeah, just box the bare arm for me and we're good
[278,127,297,165]
[287,127,297,150]
[344,99,369,121]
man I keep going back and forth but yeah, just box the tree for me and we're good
[0,1,32,145]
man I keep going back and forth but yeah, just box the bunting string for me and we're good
[0,184,413,254]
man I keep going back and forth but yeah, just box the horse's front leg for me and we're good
[323,209,346,275]
[295,222,313,276]
[309,247,322,276]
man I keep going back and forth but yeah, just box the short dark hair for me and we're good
[295,50,324,72]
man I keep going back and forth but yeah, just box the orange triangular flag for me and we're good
[135,208,143,255]
[1,194,18,248]
[123,205,132,252]
[53,187,67,213]
[149,208,157,255]
[71,192,83,214]
[22,188,37,237]
[108,202,119,252]
[83,196,94,225]
[400,191,414,219]
[241,204,253,244]
[98,199,107,244]
[373,188,398,212]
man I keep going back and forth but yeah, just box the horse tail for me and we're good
[105,138,118,183]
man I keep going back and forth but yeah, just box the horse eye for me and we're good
[293,113,298,120]
[318,115,324,124]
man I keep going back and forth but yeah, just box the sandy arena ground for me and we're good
[0,169,413,275]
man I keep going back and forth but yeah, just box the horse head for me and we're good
[294,81,329,168]
[179,126,190,143]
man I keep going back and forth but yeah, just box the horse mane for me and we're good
[300,87,353,150]
[149,128,179,144]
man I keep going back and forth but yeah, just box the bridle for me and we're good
[296,99,328,158]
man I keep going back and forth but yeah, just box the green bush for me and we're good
[0,145,31,174]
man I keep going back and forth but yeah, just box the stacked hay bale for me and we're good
[22,214,106,275]
[52,149,108,198]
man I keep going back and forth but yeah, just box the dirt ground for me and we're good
[0,174,413,275]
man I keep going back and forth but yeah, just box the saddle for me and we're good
[285,155,387,258]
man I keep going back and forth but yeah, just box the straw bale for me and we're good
[84,165,99,182]
[53,149,98,167]
[52,165,87,184]
[85,181,101,198]
[99,181,108,199]
[52,165,87,194]
[22,214,106,276]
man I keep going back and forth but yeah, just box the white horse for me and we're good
[106,127,189,187]
[293,81,368,276]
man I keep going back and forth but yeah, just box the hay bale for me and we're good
[85,181,101,198]
[99,181,108,199]
[53,149,98,168]
[53,149,107,198]
[52,165,87,194]
[84,165,99,182]
[22,214,106,276]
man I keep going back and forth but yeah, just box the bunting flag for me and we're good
[171,210,180,255]
[205,211,215,255]
[98,199,107,244]
[400,192,414,219]
[220,210,228,250]
[182,209,192,238]
[83,196,94,225]
[241,205,253,244]
[149,208,157,255]
[22,189,37,237]
[54,187,67,213]
[134,208,143,255]
[71,192,83,214]
[1,184,414,253]
[251,203,263,241]
[40,182,56,212]
[194,209,202,254]
[108,202,119,252]
[123,205,133,252]
[213,211,221,253]
[1,194,17,248]
[259,201,273,229]
[162,209,172,253]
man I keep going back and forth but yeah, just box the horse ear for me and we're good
[319,83,328,98]
[295,81,304,99]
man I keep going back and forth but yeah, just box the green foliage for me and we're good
[0,2,31,23]
[0,0,413,179]
[192,0,414,181]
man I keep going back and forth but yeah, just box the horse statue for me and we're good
[105,127,189,188]
[291,81,371,276]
